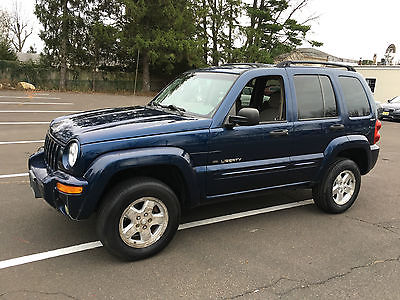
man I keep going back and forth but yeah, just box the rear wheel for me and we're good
[97,177,180,260]
[313,158,361,213]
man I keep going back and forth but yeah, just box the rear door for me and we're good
[336,75,374,143]
[287,69,346,181]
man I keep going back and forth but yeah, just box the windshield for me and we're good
[151,72,238,117]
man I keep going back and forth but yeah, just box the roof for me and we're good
[275,48,357,65]
[16,52,40,63]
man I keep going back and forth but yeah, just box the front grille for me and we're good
[44,134,63,171]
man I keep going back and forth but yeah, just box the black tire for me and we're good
[97,177,181,261]
[312,158,361,214]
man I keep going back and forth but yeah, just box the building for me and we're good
[275,48,399,102]
[356,66,400,102]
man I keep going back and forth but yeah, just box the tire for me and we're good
[97,177,181,261]
[312,158,361,214]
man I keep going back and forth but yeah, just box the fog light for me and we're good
[56,182,83,194]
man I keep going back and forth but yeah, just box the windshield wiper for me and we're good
[153,103,186,115]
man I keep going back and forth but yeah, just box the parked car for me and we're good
[379,96,400,120]
[29,61,381,261]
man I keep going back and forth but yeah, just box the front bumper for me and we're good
[28,149,89,220]
[380,111,400,120]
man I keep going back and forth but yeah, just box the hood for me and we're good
[382,102,400,110]
[49,106,211,144]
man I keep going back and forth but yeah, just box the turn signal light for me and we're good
[374,119,382,144]
[56,182,83,194]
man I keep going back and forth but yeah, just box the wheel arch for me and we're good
[316,135,372,183]
[100,165,188,210]
[78,147,201,219]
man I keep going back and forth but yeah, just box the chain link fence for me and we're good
[0,60,169,93]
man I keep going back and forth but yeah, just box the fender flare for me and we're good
[315,135,371,181]
[77,147,200,218]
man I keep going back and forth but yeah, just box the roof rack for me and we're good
[276,60,356,72]
[220,63,272,69]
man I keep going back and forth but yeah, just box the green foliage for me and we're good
[241,0,316,63]
[119,0,202,71]
[32,0,321,91]
[0,40,17,61]
[35,0,88,68]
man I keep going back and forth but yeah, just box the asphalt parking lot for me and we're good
[0,90,399,299]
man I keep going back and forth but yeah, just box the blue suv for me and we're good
[29,61,381,260]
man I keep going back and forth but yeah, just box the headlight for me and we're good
[67,142,79,167]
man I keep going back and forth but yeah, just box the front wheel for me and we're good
[97,177,181,260]
[313,158,361,214]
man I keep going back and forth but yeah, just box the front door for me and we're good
[206,74,295,200]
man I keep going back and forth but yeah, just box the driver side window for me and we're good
[235,76,286,123]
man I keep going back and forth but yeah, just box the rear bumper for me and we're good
[28,149,89,220]
[367,144,379,173]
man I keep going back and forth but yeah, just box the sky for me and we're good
[1,0,399,61]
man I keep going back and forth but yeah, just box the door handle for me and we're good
[329,124,345,131]
[269,129,289,136]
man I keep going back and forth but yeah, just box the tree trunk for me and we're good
[245,0,258,48]
[59,0,68,91]
[92,68,96,92]
[142,50,150,92]
[202,0,208,64]
[228,2,233,62]
[211,0,218,66]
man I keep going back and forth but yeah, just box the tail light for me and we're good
[374,119,382,144]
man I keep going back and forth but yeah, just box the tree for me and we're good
[241,0,319,63]
[0,40,17,60]
[0,10,11,43]
[191,0,241,65]
[221,0,242,63]
[80,0,119,91]
[35,0,88,90]
[8,1,33,52]
[119,0,201,91]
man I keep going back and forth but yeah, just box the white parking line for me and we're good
[0,110,80,113]
[0,122,49,125]
[0,173,29,179]
[0,96,61,100]
[0,140,44,145]
[0,200,313,269]
[0,242,103,270]
[0,102,73,105]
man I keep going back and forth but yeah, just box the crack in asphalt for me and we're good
[224,277,300,300]
[278,255,400,298]
[226,256,400,299]
[345,216,400,235]
[0,290,78,299]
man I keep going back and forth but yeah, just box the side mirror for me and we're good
[228,108,260,127]
[388,99,392,103]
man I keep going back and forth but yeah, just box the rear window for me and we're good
[294,75,338,119]
[339,77,371,117]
